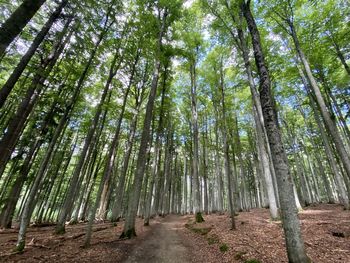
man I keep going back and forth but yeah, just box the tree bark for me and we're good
[120,9,168,238]
[83,49,139,247]
[0,0,69,108]
[288,19,350,182]
[55,44,122,234]
[0,0,47,57]
[0,17,71,180]
[219,69,236,230]
[190,51,204,222]
[242,2,309,262]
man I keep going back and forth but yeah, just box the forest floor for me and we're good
[0,204,349,262]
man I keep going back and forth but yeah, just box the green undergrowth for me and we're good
[219,243,229,252]
[207,234,220,245]
[234,251,261,263]
[195,212,205,223]
[185,219,231,254]
[185,221,212,235]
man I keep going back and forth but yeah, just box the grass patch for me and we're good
[219,243,229,252]
[185,221,211,236]
[195,212,205,223]
[191,227,211,235]
[207,234,219,245]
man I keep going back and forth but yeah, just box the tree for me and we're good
[241,1,309,262]
[0,0,47,57]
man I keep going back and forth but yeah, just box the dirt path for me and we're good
[123,215,191,263]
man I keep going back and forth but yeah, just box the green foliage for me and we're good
[219,243,229,252]
[195,212,205,223]
[207,234,220,244]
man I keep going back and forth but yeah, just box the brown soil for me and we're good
[0,204,348,263]
[122,215,190,263]
[182,204,350,263]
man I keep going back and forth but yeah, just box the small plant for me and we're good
[219,243,229,252]
[191,227,211,235]
[195,212,205,223]
[207,235,219,245]
[234,251,247,260]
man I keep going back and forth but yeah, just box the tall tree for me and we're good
[0,0,46,57]
[241,1,309,262]
[120,0,182,238]
[0,0,69,108]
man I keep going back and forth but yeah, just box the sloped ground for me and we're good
[0,204,349,262]
[182,204,350,263]
[0,218,152,262]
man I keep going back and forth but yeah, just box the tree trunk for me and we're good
[219,70,236,230]
[83,49,138,247]
[289,20,350,181]
[0,0,69,108]
[190,51,204,222]
[0,18,71,180]
[120,10,168,238]
[242,2,309,262]
[55,46,122,235]
[202,121,209,215]
[0,0,47,57]
[144,67,168,225]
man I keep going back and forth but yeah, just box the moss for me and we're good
[119,228,137,239]
[14,241,25,252]
[195,212,205,223]
[219,243,229,252]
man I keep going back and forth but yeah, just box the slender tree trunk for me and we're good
[0,0,47,57]
[161,127,174,216]
[83,50,138,247]
[309,93,349,209]
[190,52,204,222]
[242,2,309,262]
[219,72,236,230]
[0,19,71,180]
[55,48,122,234]
[214,113,224,213]
[120,10,167,238]
[0,0,69,108]
[144,68,167,225]
[289,20,350,181]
